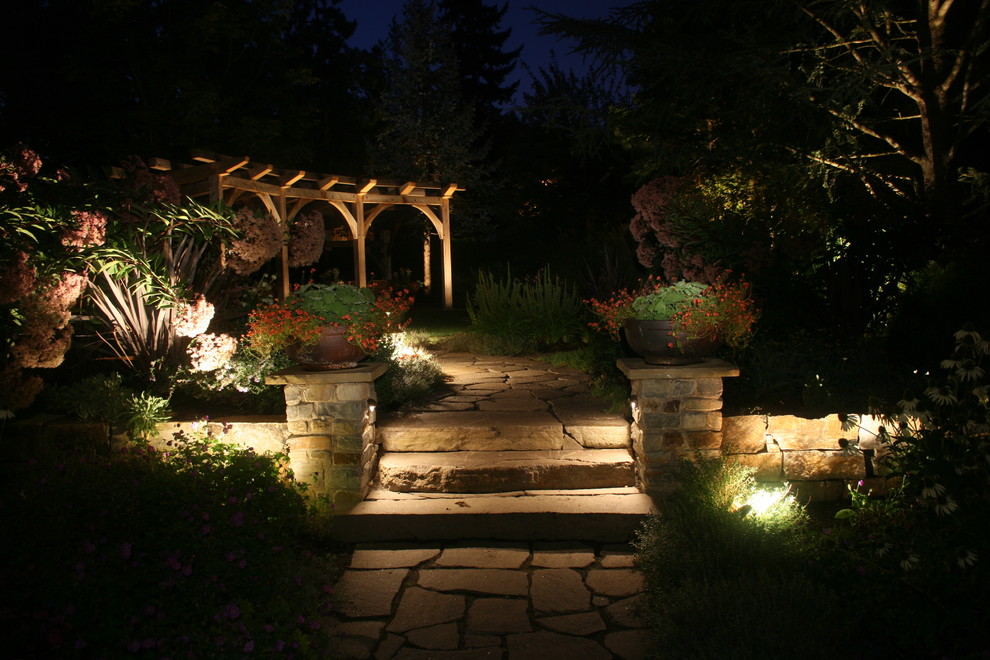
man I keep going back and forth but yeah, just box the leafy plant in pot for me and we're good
[247,283,413,370]
[586,276,757,364]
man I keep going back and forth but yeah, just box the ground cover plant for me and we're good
[0,425,340,658]
[638,328,990,658]
[635,458,856,659]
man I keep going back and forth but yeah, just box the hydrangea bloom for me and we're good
[0,251,38,304]
[288,209,325,267]
[226,207,283,275]
[173,294,215,337]
[62,210,108,248]
[187,333,238,372]
[120,156,180,205]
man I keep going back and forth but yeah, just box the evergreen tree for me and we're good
[438,0,521,127]
[0,0,364,170]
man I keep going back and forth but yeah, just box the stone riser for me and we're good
[377,450,636,493]
[378,411,574,452]
[331,492,656,543]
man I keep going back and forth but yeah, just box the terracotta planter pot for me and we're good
[622,318,720,365]
[286,326,367,371]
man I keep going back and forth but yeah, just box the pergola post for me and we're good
[441,197,453,309]
[278,192,290,299]
[354,196,368,288]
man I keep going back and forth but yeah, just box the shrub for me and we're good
[635,457,857,658]
[0,427,338,658]
[173,341,294,415]
[822,326,990,656]
[45,373,172,441]
[373,333,446,409]
[467,268,584,354]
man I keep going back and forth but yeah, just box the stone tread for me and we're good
[330,491,656,543]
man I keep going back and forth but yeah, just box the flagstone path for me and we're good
[328,540,648,660]
[327,352,651,659]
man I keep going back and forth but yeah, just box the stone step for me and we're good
[377,449,636,493]
[330,489,656,543]
[378,411,578,451]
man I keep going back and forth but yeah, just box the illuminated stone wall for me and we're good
[619,357,888,501]
[266,363,386,509]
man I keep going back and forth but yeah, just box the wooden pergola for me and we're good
[151,149,461,308]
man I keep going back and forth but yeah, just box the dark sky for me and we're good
[336,0,629,100]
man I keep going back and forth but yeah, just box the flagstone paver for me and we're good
[506,631,612,660]
[436,545,530,569]
[536,611,607,636]
[530,568,592,614]
[328,540,648,659]
[334,569,408,617]
[386,587,466,633]
[586,569,647,598]
[467,599,532,634]
[418,568,529,596]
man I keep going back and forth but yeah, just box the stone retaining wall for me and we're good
[618,357,888,501]
[723,412,889,501]
[266,363,387,508]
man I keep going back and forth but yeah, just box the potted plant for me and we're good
[586,276,757,364]
[247,283,413,370]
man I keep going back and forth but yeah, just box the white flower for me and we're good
[897,398,920,414]
[920,482,946,498]
[956,548,978,569]
[187,333,238,372]
[900,552,920,572]
[955,360,985,382]
[933,494,959,517]
[925,385,958,406]
[954,327,983,343]
[173,294,215,337]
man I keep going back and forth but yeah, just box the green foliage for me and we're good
[173,347,293,415]
[293,282,376,321]
[635,458,853,659]
[46,373,172,440]
[0,427,338,658]
[47,372,130,424]
[466,269,585,354]
[372,334,446,410]
[122,391,172,441]
[630,280,707,319]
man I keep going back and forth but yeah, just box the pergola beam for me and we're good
[163,151,461,309]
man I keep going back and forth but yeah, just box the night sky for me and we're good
[336,0,630,100]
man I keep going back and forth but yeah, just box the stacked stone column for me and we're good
[267,363,387,509]
[617,358,740,496]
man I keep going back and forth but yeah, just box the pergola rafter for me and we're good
[150,149,461,308]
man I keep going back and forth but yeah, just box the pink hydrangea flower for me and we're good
[62,210,108,248]
[173,294,214,337]
[226,207,283,275]
[187,333,238,372]
[288,209,325,267]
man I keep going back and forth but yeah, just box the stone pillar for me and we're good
[617,357,740,497]
[266,363,387,509]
